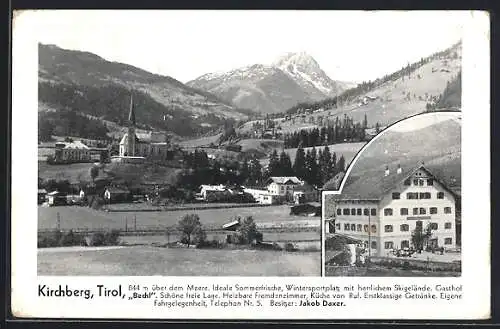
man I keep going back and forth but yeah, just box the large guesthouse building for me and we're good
[325,164,459,256]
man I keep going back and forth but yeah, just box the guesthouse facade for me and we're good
[325,164,458,256]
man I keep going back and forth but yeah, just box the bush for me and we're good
[86,230,120,246]
[59,230,84,246]
[285,243,297,252]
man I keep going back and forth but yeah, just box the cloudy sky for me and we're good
[21,10,466,83]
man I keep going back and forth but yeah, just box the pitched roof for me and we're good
[337,164,459,201]
[105,186,130,194]
[267,176,302,185]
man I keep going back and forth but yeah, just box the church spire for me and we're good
[128,93,136,126]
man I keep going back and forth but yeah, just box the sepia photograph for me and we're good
[10,9,491,320]
[323,111,462,277]
[31,10,464,277]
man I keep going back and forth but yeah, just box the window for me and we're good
[351,208,356,215]
[357,208,362,216]
[413,179,419,185]
[384,208,393,216]
[444,207,452,214]
[400,224,409,232]
[404,179,411,186]
[420,192,431,199]
[384,225,393,233]
[427,179,434,186]
[351,224,356,231]
[437,192,444,199]
[413,208,419,215]
[401,240,410,248]
[445,222,452,229]
[344,223,350,231]
[363,224,368,232]
[335,223,341,230]
[363,208,369,216]
[392,192,400,200]
[357,224,362,232]
[337,208,342,216]
[371,225,377,233]
[371,241,377,249]
[407,192,417,200]
[430,223,438,230]
[371,208,377,216]
[430,207,438,214]
[444,238,453,245]
[384,241,394,249]
[419,208,426,215]
[400,208,408,215]
[419,179,424,186]
[343,208,350,216]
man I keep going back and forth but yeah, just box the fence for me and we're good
[368,256,461,272]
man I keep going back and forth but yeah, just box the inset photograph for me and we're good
[323,111,461,276]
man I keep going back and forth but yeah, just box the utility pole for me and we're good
[56,212,61,231]
[368,211,371,270]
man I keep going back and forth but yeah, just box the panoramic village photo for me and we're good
[323,112,462,277]
[35,11,463,276]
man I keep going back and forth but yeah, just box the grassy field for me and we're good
[38,246,321,276]
[38,205,320,231]
[38,162,97,184]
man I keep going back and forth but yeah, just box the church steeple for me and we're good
[128,93,136,126]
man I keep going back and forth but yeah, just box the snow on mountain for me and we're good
[187,53,353,114]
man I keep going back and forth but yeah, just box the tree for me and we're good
[363,114,368,129]
[177,214,204,247]
[267,150,280,177]
[89,165,99,182]
[240,159,250,184]
[375,122,381,134]
[319,146,333,186]
[305,148,319,186]
[293,146,307,180]
[278,151,293,176]
[411,223,433,252]
[248,158,262,185]
[236,216,263,245]
[336,155,346,174]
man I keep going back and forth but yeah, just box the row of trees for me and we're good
[283,114,368,148]
[268,146,346,187]
[177,214,262,247]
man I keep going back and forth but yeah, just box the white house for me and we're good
[325,164,459,256]
[266,176,303,198]
[54,141,91,163]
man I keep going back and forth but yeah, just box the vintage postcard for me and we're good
[10,10,490,319]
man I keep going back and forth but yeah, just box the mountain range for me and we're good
[38,43,253,138]
[187,52,354,114]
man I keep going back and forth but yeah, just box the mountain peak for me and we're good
[273,51,321,72]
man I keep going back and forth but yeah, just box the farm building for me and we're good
[47,191,67,206]
[266,176,302,200]
[293,182,319,203]
[104,187,131,203]
[324,164,459,257]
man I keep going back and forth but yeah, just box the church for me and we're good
[112,94,172,163]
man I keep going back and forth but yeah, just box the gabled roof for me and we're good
[337,164,459,201]
[266,176,302,185]
[105,186,130,194]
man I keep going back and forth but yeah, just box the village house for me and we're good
[113,94,172,164]
[266,176,303,202]
[104,186,131,203]
[46,191,67,206]
[324,164,459,257]
[53,141,91,163]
